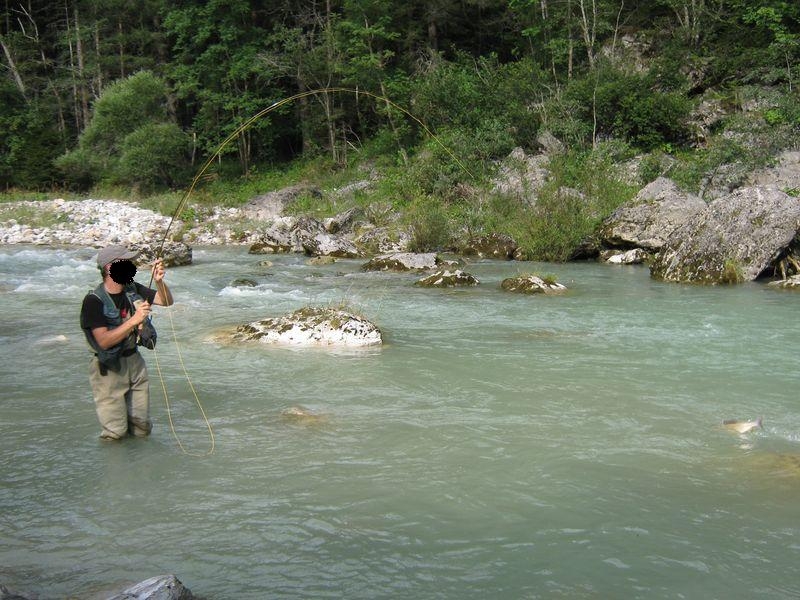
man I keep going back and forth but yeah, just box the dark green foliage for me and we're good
[561,64,693,151]
[116,123,191,191]
[56,71,188,190]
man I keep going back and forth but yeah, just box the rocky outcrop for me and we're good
[650,186,800,283]
[747,150,800,191]
[492,147,551,203]
[233,306,382,347]
[460,233,518,259]
[415,269,479,287]
[362,252,439,271]
[500,274,567,294]
[248,216,360,257]
[353,226,411,254]
[241,185,319,221]
[599,178,707,251]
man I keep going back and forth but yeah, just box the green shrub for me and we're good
[405,197,452,252]
[115,123,191,190]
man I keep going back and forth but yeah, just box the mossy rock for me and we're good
[501,274,567,294]
[415,269,479,287]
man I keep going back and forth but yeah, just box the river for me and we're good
[1,245,798,599]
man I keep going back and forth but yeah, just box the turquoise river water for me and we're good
[0,245,799,599]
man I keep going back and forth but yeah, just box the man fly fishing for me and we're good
[80,245,174,440]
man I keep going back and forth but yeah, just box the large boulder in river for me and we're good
[650,186,800,283]
[599,177,707,251]
[362,252,439,271]
[233,306,382,347]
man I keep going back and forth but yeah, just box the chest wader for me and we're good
[82,283,156,375]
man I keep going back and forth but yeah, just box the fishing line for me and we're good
[146,87,473,455]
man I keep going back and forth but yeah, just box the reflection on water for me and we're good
[1,246,799,599]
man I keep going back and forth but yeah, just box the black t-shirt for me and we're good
[80,281,157,331]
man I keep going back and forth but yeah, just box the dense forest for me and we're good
[1,1,799,256]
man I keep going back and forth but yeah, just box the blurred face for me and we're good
[108,259,137,284]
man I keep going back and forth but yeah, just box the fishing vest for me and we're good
[83,283,157,371]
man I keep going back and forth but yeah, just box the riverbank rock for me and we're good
[362,252,440,271]
[415,269,479,287]
[650,185,800,283]
[248,216,321,254]
[301,231,361,258]
[0,199,177,247]
[130,241,193,268]
[501,274,567,294]
[233,306,382,347]
[106,574,194,600]
[599,177,707,251]
[460,233,518,259]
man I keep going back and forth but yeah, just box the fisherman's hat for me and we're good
[96,245,139,268]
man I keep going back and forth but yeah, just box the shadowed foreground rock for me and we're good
[0,575,194,600]
[650,186,800,283]
[233,306,382,347]
[106,575,194,600]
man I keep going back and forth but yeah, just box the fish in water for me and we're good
[722,417,763,434]
[34,334,69,345]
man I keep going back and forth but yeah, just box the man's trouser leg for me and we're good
[89,352,151,439]
[125,352,152,437]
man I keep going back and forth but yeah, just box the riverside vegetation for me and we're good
[1,2,799,268]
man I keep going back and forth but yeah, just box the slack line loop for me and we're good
[147,87,472,455]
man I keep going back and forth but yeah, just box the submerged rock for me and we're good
[602,248,652,265]
[650,185,800,283]
[415,269,479,287]
[362,252,440,271]
[280,405,328,425]
[501,274,567,294]
[769,274,800,289]
[233,306,382,347]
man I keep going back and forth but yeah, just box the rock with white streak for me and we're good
[233,306,382,347]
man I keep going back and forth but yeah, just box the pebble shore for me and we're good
[0,198,257,247]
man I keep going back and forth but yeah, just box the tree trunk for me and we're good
[74,7,91,127]
[0,36,26,99]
